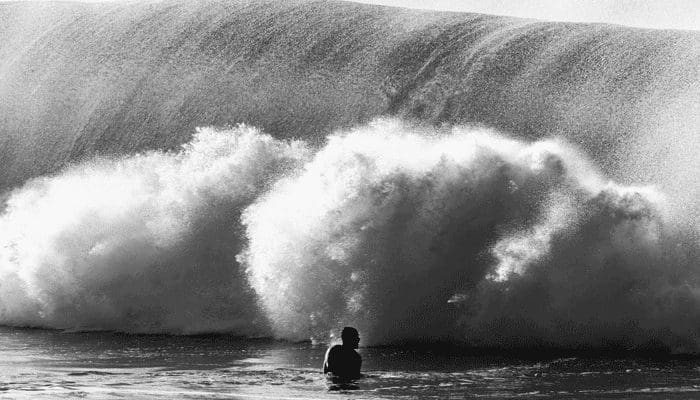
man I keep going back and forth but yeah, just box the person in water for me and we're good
[323,326,361,380]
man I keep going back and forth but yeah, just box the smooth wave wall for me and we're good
[0,0,698,194]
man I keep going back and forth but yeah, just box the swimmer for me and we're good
[322,326,361,380]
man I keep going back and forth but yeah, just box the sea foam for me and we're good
[241,119,700,351]
[0,125,308,334]
[1,119,699,352]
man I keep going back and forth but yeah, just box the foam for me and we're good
[0,125,308,334]
[241,119,700,351]
[2,119,700,352]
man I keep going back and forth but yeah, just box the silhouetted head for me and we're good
[341,326,360,349]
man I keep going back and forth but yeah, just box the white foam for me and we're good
[0,125,309,334]
[241,119,700,350]
[2,119,700,352]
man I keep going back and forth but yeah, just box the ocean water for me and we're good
[3,327,700,399]
[1,1,700,397]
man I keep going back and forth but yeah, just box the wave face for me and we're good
[1,0,699,351]
[1,0,698,193]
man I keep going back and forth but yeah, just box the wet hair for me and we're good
[341,326,359,343]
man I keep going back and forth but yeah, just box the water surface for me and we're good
[2,328,700,399]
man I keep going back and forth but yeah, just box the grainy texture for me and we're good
[0,0,698,189]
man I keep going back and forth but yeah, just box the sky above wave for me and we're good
[3,0,698,31]
[354,0,700,31]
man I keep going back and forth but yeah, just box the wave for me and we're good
[3,119,698,352]
[0,0,698,194]
[1,0,699,352]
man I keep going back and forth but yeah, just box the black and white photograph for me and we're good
[0,0,699,398]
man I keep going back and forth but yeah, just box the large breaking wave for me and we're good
[2,119,699,352]
[1,0,699,352]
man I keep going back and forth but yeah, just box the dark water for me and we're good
[2,327,700,399]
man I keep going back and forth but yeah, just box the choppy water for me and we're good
[2,327,700,399]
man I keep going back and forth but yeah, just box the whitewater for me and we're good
[1,119,698,353]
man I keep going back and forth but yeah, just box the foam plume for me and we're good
[241,119,700,351]
[2,119,700,352]
[0,125,309,334]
